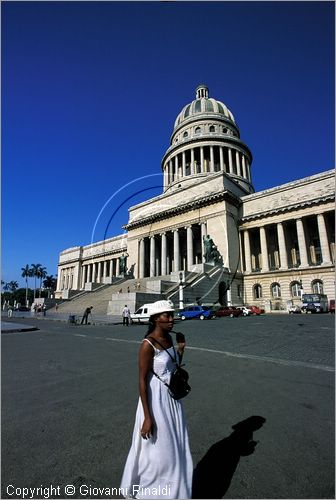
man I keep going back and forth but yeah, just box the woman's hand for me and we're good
[175,332,186,355]
[141,416,153,439]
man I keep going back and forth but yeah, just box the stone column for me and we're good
[238,232,243,271]
[219,147,224,171]
[173,229,180,272]
[210,146,214,172]
[87,264,92,283]
[161,233,167,275]
[57,268,62,291]
[109,259,114,277]
[277,222,288,269]
[116,257,120,276]
[244,230,252,273]
[169,159,173,184]
[187,226,194,269]
[228,148,233,174]
[139,239,145,278]
[175,156,179,181]
[200,147,204,173]
[81,266,85,288]
[103,261,107,279]
[92,263,96,283]
[150,236,155,277]
[191,149,195,175]
[246,160,251,182]
[97,262,102,283]
[236,151,241,176]
[182,151,186,177]
[242,155,247,178]
[317,213,332,264]
[296,218,309,267]
[259,226,269,271]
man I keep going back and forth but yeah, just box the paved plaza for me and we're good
[1,314,334,499]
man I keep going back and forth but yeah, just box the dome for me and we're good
[174,84,235,129]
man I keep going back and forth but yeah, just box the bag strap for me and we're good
[146,336,179,365]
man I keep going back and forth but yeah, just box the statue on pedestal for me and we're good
[203,235,223,265]
[119,253,129,275]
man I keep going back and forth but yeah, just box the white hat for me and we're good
[148,300,175,316]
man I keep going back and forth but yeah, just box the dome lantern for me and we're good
[196,84,209,99]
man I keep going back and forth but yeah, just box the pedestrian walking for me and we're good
[120,300,193,499]
[42,304,47,316]
[7,306,13,318]
[122,305,131,326]
[81,306,93,325]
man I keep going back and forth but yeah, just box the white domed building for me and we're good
[55,85,335,314]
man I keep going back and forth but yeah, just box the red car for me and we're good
[248,305,265,315]
[215,306,243,318]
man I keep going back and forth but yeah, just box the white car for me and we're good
[237,306,252,316]
[130,304,152,324]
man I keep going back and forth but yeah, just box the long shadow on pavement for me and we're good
[192,415,266,499]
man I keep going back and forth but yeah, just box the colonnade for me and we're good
[240,211,334,273]
[138,222,208,278]
[58,256,122,290]
[163,145,251,188]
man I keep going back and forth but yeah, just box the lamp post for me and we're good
[179,272,184,310]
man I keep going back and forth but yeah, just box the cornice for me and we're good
[124,191,241,230]
[239,194,335,224]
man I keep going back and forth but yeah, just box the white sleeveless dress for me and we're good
[120,339,193,499]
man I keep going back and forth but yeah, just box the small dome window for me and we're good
[183,131,188,138]
[209,125,215,132]
[195,127,201,135]
[223,127,228,133]
[217,103,225,114]
[195,100,202,113]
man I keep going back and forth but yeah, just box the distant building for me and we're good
[56,85,335,311]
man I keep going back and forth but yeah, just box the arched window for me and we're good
[195,127,201,135]
[253,284,262,299]
[183,131,188,138]
[290,281,302,297]
[223,127,228,133]
[312,280,323,294]
[209,125,215,132]
[271,282,281,298]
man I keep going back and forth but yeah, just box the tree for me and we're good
[30,263,42,301]
[21,264,32,306]
[43,275,57,298]
[37,266,47,298]
[8,281,19,292]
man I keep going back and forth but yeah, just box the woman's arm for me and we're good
[138,341,154,439]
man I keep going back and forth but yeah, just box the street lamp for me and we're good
[179,272,184,310]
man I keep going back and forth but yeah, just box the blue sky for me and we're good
[2,1,334,287]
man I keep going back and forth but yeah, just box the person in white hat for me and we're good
[120,300,193,499]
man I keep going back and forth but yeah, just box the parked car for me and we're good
[329,299,335,314]
[301,302,319,314]
[236,306,252,316]
[288,305,302,314]
[215,306,243,318]
[177,305,215,321]
[248,305,264,315]
[130,303,152,324]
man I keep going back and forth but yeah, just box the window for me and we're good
[271,282,281,298]
[223,127,228,133]
[312,280,323,294]
[205,100,214,112]
[253,284,262,299]
[290,281,302,297]
[183,131,188,138]
[237,284,242,298]
[209,125,215,132]
[195,127,201,135]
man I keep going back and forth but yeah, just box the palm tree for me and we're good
[37,266,47,298]
[30,263,42,301]
[3,282,10,292]
[21,264,32,306]
[8,281,19,292]
[43,275,57,298]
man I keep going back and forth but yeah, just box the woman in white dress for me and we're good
[120,300,193,499]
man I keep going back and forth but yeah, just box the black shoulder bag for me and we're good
[147,337,191,400]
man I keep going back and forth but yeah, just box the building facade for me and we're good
[56,85,335,311]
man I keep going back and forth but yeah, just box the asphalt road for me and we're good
[2,314,335,499]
